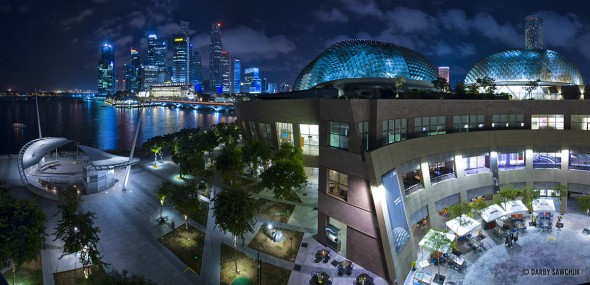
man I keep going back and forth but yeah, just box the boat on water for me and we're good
[12,122,26,128]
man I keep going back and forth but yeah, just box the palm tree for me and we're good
[155,182,174,223]
[211,188,258,273]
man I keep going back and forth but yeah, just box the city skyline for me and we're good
[3,0,590,91]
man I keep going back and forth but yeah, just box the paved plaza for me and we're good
[405,202,590,285]
[0,154,388,285]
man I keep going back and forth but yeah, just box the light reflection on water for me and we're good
[0,98,236,154]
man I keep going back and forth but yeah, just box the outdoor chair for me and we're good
[313,254,323,263]
[322,254,330,263]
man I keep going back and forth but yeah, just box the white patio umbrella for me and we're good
[532,198,556,212]
[418,229,456,254]
[446,214,481,237]
[480,204,507,223]
[501,200,529,215]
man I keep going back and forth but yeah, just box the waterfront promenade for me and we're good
[0,154,388,285]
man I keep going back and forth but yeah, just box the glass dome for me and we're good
[465,48,583,85]
[293,39,437,91]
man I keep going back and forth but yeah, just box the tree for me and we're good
[521,186,539,213]
[0,183,47,285]
[155,182,174,223]
[524,79,541,99]
[241,140,271,176]
[431,76,450,93]
[466,83,479,95]
[393,76,406,97]
[448,202,472,225]
[216,145,244,186]
[425,229,452,278]
[167,184,202,229]
[143,136,166,167]
[53,189,107,278]
[470,197,488,215]
[211,189,258,273]
[476,76,497,94]
[260,142,307,199]
[454,82,466,95]
[498,183,519,203]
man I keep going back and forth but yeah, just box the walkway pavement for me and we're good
[0,154,389,284]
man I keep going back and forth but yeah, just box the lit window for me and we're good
[382,119,407,145]
[329,122,349,149]
[328,169,348,201]
[531,115,564,130]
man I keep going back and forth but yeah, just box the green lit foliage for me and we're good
[241,140,271,177]
[260,142,307,200]
[216,145,244,186]
[0,183,47,279]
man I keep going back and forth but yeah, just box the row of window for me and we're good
[330,114,590,150]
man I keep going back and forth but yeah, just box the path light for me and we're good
[267,224,273,230]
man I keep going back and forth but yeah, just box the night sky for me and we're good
[3,0,590,91]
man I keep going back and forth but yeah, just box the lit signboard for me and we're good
[174,38,184,42]
[382,169,410,253]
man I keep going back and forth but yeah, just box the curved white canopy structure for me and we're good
[446,214,481,237]
[20,137,72,169]
[532,198,556,212]
[480,204,507,222]
[502,200,529,214]
[78,145,140,170]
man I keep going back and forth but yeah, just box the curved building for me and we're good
[465,48,583,99]
[293,39,437,92]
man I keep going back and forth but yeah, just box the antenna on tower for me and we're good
[35,89,42,138]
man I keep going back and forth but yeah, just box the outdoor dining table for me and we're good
[355,273,374,285]
[310,271,331,285]
[447,253,465,267]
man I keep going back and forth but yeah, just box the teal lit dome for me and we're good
[293,40,437,91]
[465,49,583,86]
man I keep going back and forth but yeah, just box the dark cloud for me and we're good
[314,8,349,23]
[340,0,384,19]
[472,13,520,47]
[60,9,94,30]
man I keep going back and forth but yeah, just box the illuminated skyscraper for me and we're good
[209,23,223,93]
[244,67,261,94]
[147,34,167,68]
[232,57,241,94]
[172,34,190,83]
[97,43,115,96]
[525,15,543,49]
[125,48,143,94]
[189,44,203,92]
[438,66,450,83]
[220,51,231,93]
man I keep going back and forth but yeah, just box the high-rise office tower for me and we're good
[525,15,543,49]
[97,43,116,96]
[220,51,231,93]
[209,23,223,94]
[172,34,190,83]
[125,48,143,94]
[189,44,203,92]
[232,57,241,94]
[147,34,167,68]
[438,67,450,83]
[244,67,261,94]
[143,65,159,90]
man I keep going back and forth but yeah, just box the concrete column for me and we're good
[526,148,534,170]
[454,153,465,178]
[420,161,431,188]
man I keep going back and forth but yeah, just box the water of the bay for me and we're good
[0,97,236,155]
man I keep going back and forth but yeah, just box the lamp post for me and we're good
[586,209,589,229]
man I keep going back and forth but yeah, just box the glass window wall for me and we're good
[382,119,407,145]
[329,122,349,150]
[464,154,490,175]
[533,150,562,169]
[531,115,564,130]
[429,160,455,184]
[258,123,274,148]
[453,115,485,132]
[300,124,319,156]
[328,169,348,201]
[415,116,446,137]
[358,121,369,151]
[276,122,294,146]
[492,114,525,129]
[571,115,590,130]
[498,152,525,170]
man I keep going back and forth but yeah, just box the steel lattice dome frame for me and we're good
[293,39,437,91]
[465,48,583,86]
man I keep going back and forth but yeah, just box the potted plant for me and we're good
[412,260,417,271]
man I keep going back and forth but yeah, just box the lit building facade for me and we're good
[147,34,167,68]
[149,83,194,98]
[525,15,543,49]
[220,51,231,93]
[293,40,437,91]
[125,48,142,94]
[244,67,261,94]
[232,57,241,94]
[190,44,203,92]
[465,48,583,99]
[172,34,190,83]
[97,44,115,96]
[438,66,450,83]
[209,23,223,94]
